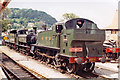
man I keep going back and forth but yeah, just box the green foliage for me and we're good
[62,13,79,20]
[0,7,11,32]
[1,8,11,20]
[8,8,57,29]
[0,19,11,32]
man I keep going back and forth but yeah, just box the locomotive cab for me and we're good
[64,18,105,62]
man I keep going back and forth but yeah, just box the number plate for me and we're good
[69,48,83,52]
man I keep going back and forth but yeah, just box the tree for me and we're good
[62,13,79,21]
[0,7,11,32]
[1,19,11,32]
[8,8,57,29]
[0,7,11,20]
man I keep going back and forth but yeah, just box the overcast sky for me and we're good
[7,0,118,28]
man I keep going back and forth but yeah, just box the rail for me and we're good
[0,52,48,80]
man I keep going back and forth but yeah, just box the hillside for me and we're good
[8,8,57,29]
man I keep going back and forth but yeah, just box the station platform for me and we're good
[95,62,118,73]
[0,46,71,78]
[95,62,118,78]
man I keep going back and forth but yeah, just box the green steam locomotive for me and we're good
[5,18,105,73]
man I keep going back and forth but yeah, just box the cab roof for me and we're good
[65,18,95,29]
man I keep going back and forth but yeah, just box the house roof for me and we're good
[102,10,118,29]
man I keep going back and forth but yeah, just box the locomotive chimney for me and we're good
[33,27,37,34]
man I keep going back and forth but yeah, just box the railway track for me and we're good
[0,53,47,80]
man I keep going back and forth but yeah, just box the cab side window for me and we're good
[76,20,84,28]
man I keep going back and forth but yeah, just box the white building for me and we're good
[28,23,34,27]
[102,10,119,47]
